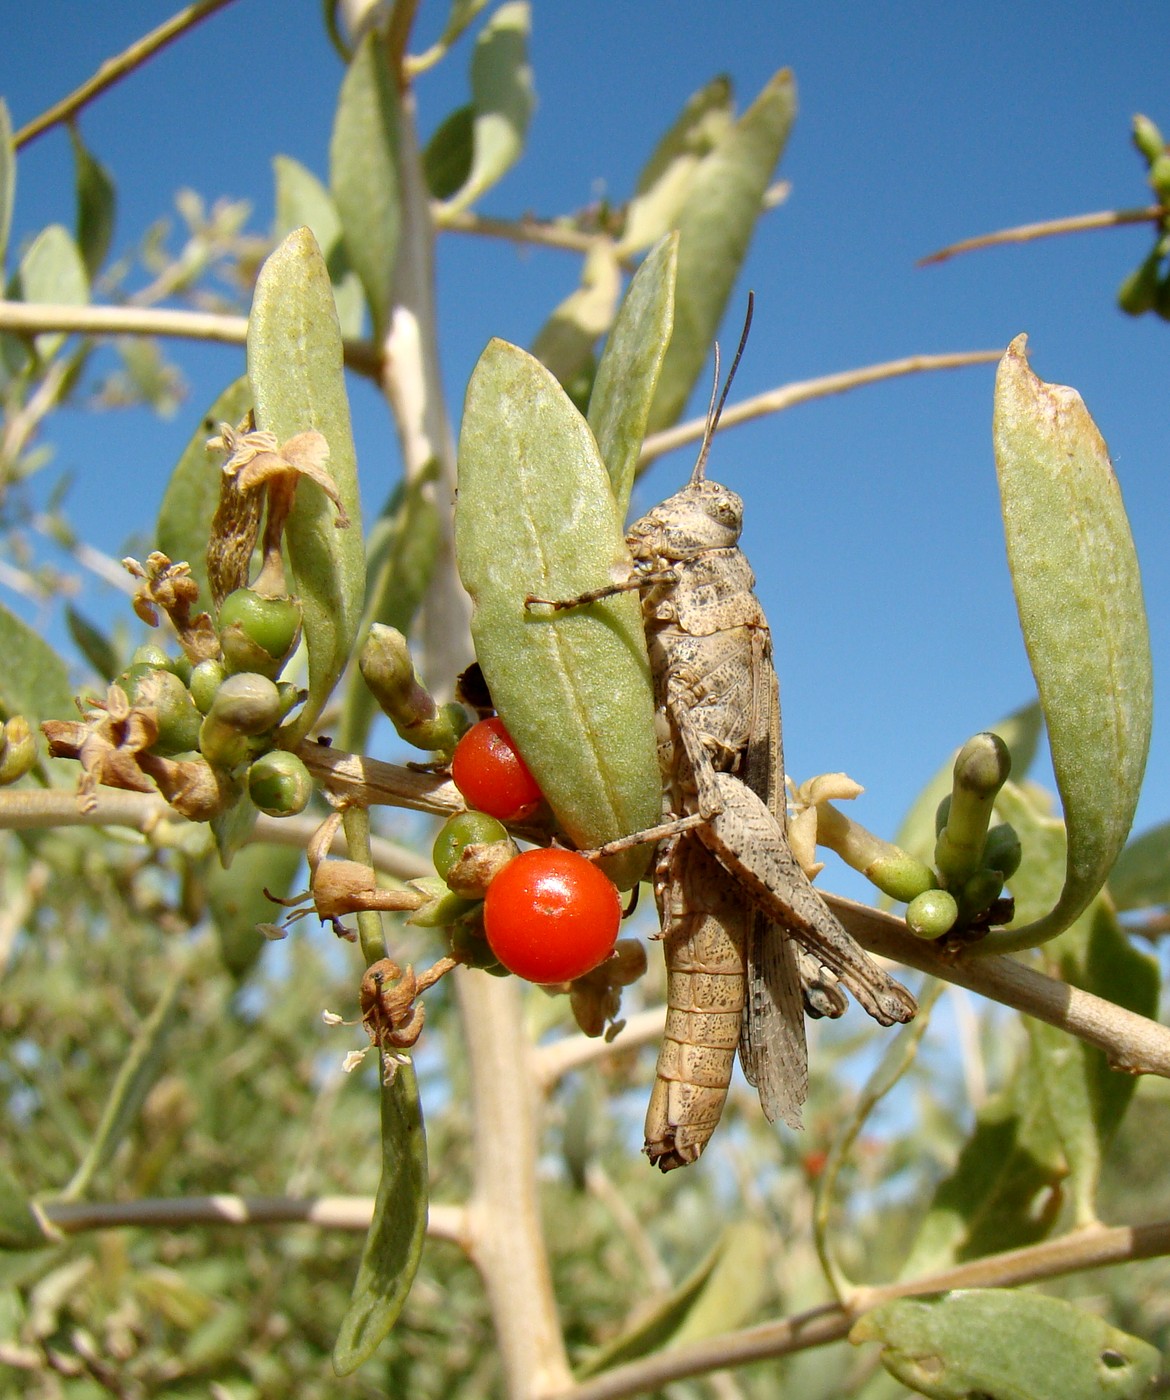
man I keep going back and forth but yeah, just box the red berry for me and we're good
[483,848,622,983]
[450,717,543,822]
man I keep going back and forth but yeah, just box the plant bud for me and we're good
[247,750,313,816]
[982,822,1022,880]
[1118,248,1162,316]
[131,643,173,671]
[906,888,959,940]
[360,624,470,756]
[189,658,227,714]
[200,672,283,770]
[1133,113,1166,165]
[957,867,1006,926]
[814,800,934,902]
[134,668,203,756]
[0,717,37,785]
[1151,152,1170,205]
[934,732,1010,888]
[405,876,480,929]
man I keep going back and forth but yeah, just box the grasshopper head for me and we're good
[626,479,744,560]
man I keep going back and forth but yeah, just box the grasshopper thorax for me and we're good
[626,478,744,561]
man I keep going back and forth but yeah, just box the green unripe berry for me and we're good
[138,668,202,756]
[200,673,283,771]
[432,811,509,883]
[982,823,1022,880]
[906,888,959,940]
[189,659,227,714]
[247,750,313,817]
[218,588,303,679]
[0,717,37,786]
[131,643,173,671]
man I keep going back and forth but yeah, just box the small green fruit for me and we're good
[218,588,302,678]
[432,811,509,882]
[247,750,313,817]
[906,888,959,940]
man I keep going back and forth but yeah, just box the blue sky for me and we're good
[3,2,1169,902]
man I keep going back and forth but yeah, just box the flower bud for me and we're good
[814,801,935,902]
[906,888,959,940]
[956,867,1006,927]
[1133,113,1166,165]
[247,749,313,816]
[359,624,470,756]
[0,717,37,785]
[200,672,283,770]
[934,732,1010,889]
[133,668,203,756]
[1118,247,1162,316]
[189,658,226,714]
[982,822,1022,880]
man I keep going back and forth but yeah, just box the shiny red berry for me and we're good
[450,717,543,822]
[483,848,621,984]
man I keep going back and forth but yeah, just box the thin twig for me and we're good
[0,301,383,377]
[551,1218,1170,1400]
[531,1006,666,1090]
[637,349,1003,468]
[13,0,243,148]
[435,207,606,255]
[919,205,1163,267]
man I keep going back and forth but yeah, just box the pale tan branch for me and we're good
[435,207,603,255]
[919,205,1163,267]
[13,0,242,148]
[40,1193,469,1246]
[553,1219,1170,1400]
[827,892,1170,1077]
[0,301,383,376]
[531,1006,666,1091]
[638,350,1003,468]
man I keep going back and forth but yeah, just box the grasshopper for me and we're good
[532,301,916,1168]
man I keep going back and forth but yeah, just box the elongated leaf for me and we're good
[64,605,119,683]
[647,70,795,431]
[0,100,15,267]
[900,1041,1066,1278]
[0,1162,48,1251]
[1108,819,1170,912]
[69,128,115,279]
[207,841,304,979]
[62,968,184,1201]
[0,600,75,731]
[853,1291,1160,1400]
[273,155,364,338]
[455,340,659,889]
[577,1222,769,1378]
[330,32,401,337]
[248,228,365,746]
[441,1,534,214]
[423,104,474,199]
[156,376,253,610]
[990,338,1152,947]
[333,1060,427,1374]
[16,224,89,359]
[587,233,677,513]
[996,782,1159,1225]
[618,76,734,258]
[891,700,1043,883]
[531,240,621,390]
[436,0,490,48]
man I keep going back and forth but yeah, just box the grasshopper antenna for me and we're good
[691,291,755,483]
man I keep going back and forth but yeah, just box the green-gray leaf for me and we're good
[436,0,490,49]
[273,155,365,338]
[423,105,474,200]
[455,340,659,889]
[0,1162,48,1251]
[618,76,734,258]
[530,240,621,391]
[588,232,677,514]
[647,69,795,432]
[156,376,253,612]
[64,605,120,683]
[852,1291,1160,1400]
[69,127,115,279]
[1108,819,1170,912]
[988,338,1153,950]
[441,1,534,215]
[247,228,365,746]
[333,1060,427,1374]
[330,32,402,337]
[0,100,15,267]
[207,841,304,979]
[577,1222,770,1378]
[0,599,75,732]
[16,224,89,360]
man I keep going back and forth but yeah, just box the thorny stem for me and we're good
[13,0,242,148]
[918,204,1164,267]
